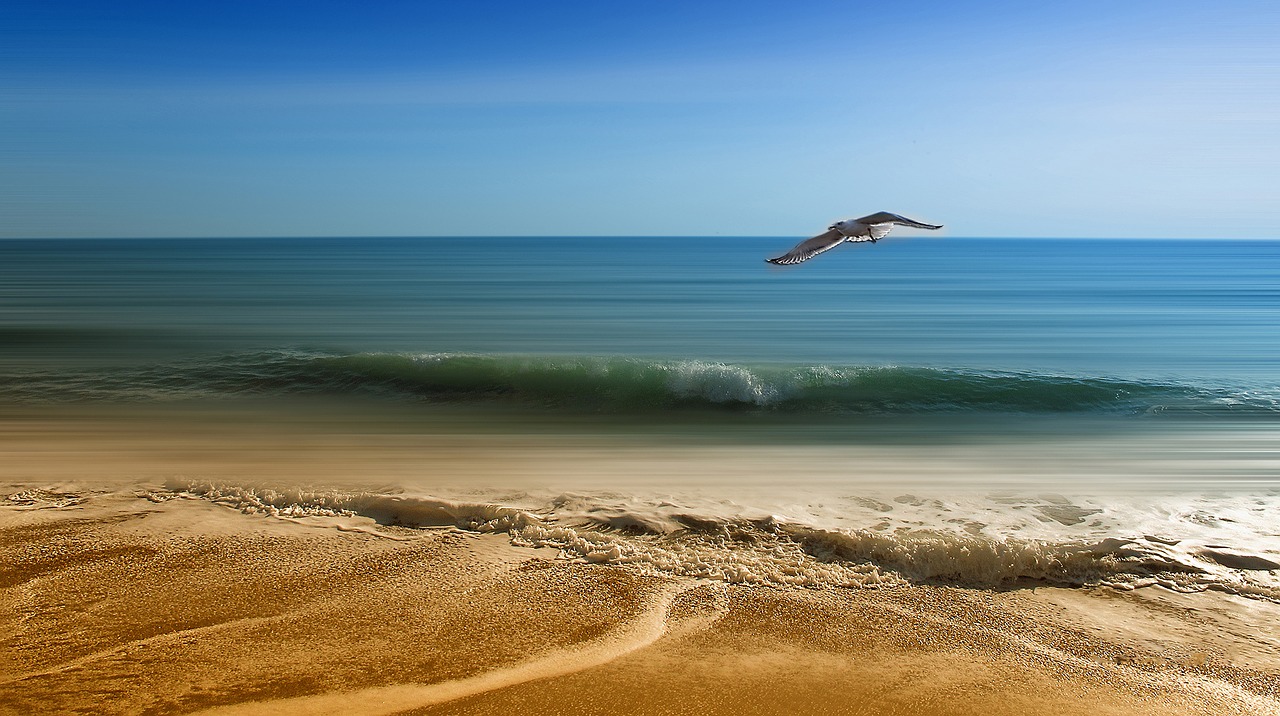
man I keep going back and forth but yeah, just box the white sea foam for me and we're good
[168,479,1280,599]
[661,360,780,405]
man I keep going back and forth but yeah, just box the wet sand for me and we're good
[2,406,1280,715]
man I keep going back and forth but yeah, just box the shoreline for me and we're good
[3,402,1279,714]
[4,485,1279,715]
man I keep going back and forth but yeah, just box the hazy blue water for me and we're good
[4,237,1279,373]
[2,237,1279,414]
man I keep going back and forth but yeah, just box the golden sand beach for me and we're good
[3,406,1279,715]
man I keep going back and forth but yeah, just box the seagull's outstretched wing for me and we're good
[866,223,894,241]
[855,212,943,230]
[766,229,845,265]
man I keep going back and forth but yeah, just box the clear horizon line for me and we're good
[3,235,1280,241]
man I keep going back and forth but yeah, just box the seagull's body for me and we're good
[766,212,942,265]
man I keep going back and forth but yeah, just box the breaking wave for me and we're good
[5,350,1279,415]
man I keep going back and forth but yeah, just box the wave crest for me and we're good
[7,350,1277,415]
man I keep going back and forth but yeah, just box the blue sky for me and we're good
[3,1,1278,238]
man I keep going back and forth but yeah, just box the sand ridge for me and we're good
[190,579,698,716]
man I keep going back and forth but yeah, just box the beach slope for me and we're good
[3,483,1278,716]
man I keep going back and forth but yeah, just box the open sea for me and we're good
[4,236,1280,596]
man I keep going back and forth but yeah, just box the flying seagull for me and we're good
[766,212,942,265]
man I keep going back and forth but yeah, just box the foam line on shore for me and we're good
[170,480,1280,601]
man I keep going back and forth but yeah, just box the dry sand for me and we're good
[2,405,1279,715]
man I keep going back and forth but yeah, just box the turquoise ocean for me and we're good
[4,236,1280,594]
[4,236,1280,411]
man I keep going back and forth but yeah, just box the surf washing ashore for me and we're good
[3,237,1280,714]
